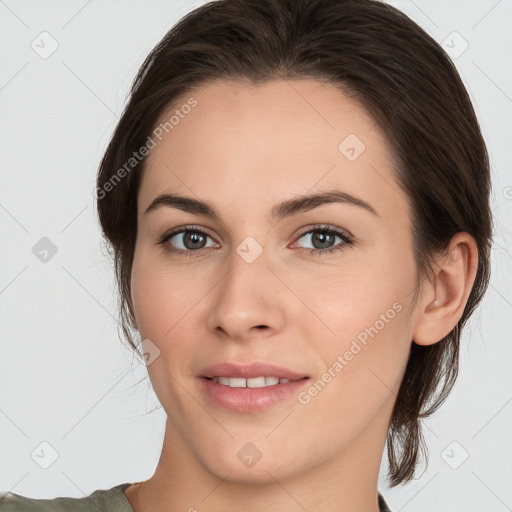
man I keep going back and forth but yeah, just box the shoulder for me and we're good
[0,484,134,512]
[0,491,77,512]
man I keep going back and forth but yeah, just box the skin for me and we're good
[125,79,478,512]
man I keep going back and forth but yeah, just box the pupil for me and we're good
[184,232,205,249]
[313,231,333,249]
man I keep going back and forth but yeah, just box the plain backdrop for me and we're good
[0,1,511,511]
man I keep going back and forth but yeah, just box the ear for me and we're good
[412,232,479,346]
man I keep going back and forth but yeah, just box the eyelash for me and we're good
[156,223,354,257]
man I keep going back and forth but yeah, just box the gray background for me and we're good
[0,0,511,510]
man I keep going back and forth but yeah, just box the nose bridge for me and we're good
[206,240,285,340]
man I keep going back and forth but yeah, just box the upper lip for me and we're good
[199,362,309,380]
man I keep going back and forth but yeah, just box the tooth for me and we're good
[212,376,292,388]
[229,377,247,388]
[247,376,266,388]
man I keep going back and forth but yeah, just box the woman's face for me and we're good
[131,79,420,483]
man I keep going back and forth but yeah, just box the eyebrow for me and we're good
[144,189,378,220]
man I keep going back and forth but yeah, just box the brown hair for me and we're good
[96,0,492,487]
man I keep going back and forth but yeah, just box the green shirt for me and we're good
[0,484,132,512]
[0,483,392,511]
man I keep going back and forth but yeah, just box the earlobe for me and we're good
[412,232,478,346]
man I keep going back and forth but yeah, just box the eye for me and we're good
[157,223,354,257]
[292,224,354,256]
[157,225,219,256]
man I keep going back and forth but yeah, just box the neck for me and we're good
[125,407,390,512]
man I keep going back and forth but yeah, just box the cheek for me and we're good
[290,252,414,397]
[130,249,185,339]
[290,254,413,340]
[294,281,411,441]
[130,248,213,364]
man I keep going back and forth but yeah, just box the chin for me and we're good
[195,441,307,486]
[208,461,296,485]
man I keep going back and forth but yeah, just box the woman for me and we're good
[0,0,492,510]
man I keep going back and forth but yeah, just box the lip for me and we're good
[199,362,309,380]
[198,362,310,413]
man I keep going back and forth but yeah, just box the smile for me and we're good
[209,376,295,387]
[200,375,309,413]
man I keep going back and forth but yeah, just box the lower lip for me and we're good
[199,377,309,413]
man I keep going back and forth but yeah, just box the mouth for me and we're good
[203,375,307,388]
[199,361,309,381]
[198,362,310,413]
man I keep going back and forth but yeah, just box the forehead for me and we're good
[139,79,406,221]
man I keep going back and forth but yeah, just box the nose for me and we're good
[206,246,286,342]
